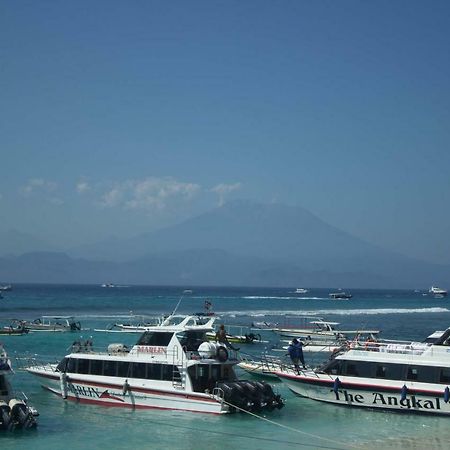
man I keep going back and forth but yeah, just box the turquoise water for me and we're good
[1,284,450,449]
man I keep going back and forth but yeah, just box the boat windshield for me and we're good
[136,332,173,346]
[177,331,206,351]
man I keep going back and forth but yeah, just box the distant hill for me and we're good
[1,201,449,288]
[0,229,57,257]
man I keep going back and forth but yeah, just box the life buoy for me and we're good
[216,346,228,362]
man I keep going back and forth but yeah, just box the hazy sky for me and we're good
[1,1,449,263]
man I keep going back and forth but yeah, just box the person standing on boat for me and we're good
[215,324,239,351]
[287,338,305,373]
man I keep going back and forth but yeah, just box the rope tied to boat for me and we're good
[221,398,361,449]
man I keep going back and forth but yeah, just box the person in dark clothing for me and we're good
[215,324,239,351]
[287,338,306,373]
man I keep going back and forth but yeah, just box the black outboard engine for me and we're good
[0,401,11,431]
[9,399,37,429]
[216,380,284,413]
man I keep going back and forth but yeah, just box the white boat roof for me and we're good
[143,314,215,332]
[41,316,76,320]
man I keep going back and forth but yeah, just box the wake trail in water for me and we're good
[217,307,450,317]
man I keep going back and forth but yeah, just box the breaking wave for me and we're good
[243,296,326,300]
[217,307,450,318]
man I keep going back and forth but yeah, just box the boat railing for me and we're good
[212,386,225,401]
[13,353,60,372]
[349,340,429,356]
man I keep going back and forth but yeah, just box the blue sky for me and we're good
[1,1,449,263]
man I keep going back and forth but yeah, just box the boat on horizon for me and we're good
[0,285,12,292]
[329,291,352,300]
[294,288,308,294]
[429,286,447,298]
[24,315,284,414]
[276,327,450,415]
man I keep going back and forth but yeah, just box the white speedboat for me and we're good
[238,355,287,379]
[103,314,215,333]
[272,316,379,344]
[329,291,352,299]
[294,288,308,294]
[1,344,38,430]
[429,286,447,297]
[276,328,450,415]
[23,316,81,332]
[25,315,284,414]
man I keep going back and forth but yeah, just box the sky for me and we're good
[1,1,450,263]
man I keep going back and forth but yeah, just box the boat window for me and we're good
[376,365,387,378]
[131,362,147,379]
[344,362,359,376]
[67,358,77,373]
[406,366,418,381]
[56,358,68,373]
[146,364,161,380]
[161,364,177,381]
[117,361,131,378]
[90,359,103,376]
[137,332,173,347]
[178,331,206,351]
[103,360,118,377]
[440,368,450,383]
[321,359,342,375]
[76,358,90,375]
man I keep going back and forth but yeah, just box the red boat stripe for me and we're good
[276,372,449,396]
[32,371,218,402]
[43,386,221,415]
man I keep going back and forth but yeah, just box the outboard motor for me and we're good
[217,380,284,413]
[9,399,37,429]
[0,401,11,431]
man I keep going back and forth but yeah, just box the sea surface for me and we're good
[1,284,450,449]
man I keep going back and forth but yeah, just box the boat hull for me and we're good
[27,368,228,414]
[277,371,450,415]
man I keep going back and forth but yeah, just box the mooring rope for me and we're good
[222,399,361,449]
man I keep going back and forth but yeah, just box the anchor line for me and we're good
[222,399,361,450]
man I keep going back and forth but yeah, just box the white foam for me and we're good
[216,307,450,317]
[242,296,326,300]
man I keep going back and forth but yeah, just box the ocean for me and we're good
[1,284,450,449]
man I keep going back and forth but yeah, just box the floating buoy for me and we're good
[401,384,408,401]
[333,377,341,394]
[444,386,450,403]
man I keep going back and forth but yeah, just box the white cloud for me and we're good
[211,182,242,206]
[20,178,57,196]
[76,180,90,194]
[100,177,201,211]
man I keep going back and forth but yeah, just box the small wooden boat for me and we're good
[23,316,81,332]
[0,320,29,336]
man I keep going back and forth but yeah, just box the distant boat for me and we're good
[329,292,352,300]
[22,316,81,332]
[183,289,194,294]
[0,285,12,291]
[294,288,308,294]
[101,283,115,288]
[429,286,447,297]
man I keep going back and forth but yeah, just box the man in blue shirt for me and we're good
[287,338,305,373]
